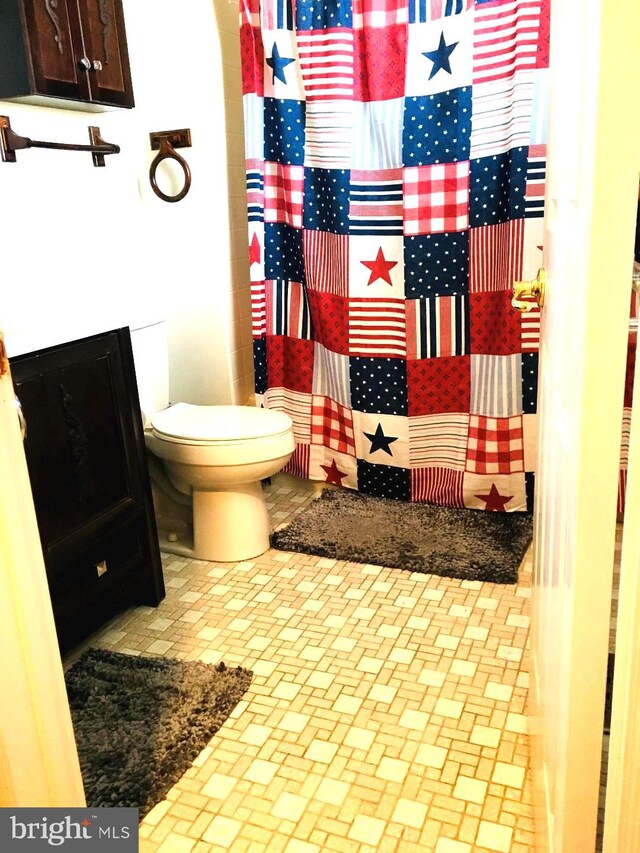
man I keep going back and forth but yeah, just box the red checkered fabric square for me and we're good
[264,162,304,229]
[470,290,522,355]
[266,336,314,394]
[240,24,264,97]
[353,24,407,102]
[466,415,524,474]
[310,395,355,454]
[403,163,469,236]
[307,291,350,355]
[353,0,408,28]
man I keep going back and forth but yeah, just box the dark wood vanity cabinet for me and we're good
[10,328,164,653]
[0,0,134,110]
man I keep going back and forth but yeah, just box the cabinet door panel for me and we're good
[21,0,90,100]
[77,0,134,107]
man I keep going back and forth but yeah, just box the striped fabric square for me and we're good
[525,143,546,219]
[351,100,404,170]
[264,162,304,228]
[353,0,408,27]
[297,29,354,100]
[251,280,266,338]
[411,467,465,506]
[473,0,542,85]
[303,230,349,295]
[311,395,356,453]
[408,413,469,469]
[521,306,540,351]
[261,0,294,29]
[246,158,264,223]
[403,162,470,236]
[406,295,469,359]
[311,342,352,408]
[349,298,407,358]
[469,220,524,293]
[470,354,523,417]
[266,280,312,338]
[264,387,312,441]
[349,168,404,235]
[283,443,311,478]
[304,101,353,169]
[409,0,473,24]
[466,414,524,474]
[469,71,534,159]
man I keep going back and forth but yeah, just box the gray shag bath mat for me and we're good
[272,489,533,584]
[65,649,252,816]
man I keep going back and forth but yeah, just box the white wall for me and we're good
[0,0,254,407]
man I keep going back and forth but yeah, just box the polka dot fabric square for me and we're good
[264,97,306,166]
[264,223,305,280]
[404,231,469,298]
[350,357,408,415]
[402,88,471,166]
[469,148,528,227]
[303,168,351,234]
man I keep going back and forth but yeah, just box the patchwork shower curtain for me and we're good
[240,0,549,511]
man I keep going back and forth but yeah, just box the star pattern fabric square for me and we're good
[407,354,470,414]
[469,147,528,227]
[466,414,524,475]
[264,222,305,280]
[303,230,349,295]
[264,162,305,228]
[303,167,351,233]
[350,356,408,415]
[244,0,548,510]
[353,23,407,102]
[403,162,469,235]
[408,413,469,468]
[311,395,356,453]
[353,411,409,468]
[307,290,350,354]
[402,88,471,166]
[348,234,405,297]
[404,231,469,298]
[469,290,521,355]
[411,466,465,506]
[264,97,306,165]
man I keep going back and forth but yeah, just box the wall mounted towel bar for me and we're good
[149,128,192,203]
[0,115,120,167]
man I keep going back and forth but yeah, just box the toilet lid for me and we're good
[151,403,293,444]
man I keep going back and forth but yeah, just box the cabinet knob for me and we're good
[78,56,91,71]
[92,60,103,72]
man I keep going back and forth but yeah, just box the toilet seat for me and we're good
[151,403,293,446]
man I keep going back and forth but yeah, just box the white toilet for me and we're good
[130,320,294,563]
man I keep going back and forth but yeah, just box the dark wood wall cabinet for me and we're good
[0,0,134,110]
[10,328,164,653]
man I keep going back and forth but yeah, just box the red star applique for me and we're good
[360,247,397,286]
[475,484,514,512]
[249,232,261,266]
[320,459,347,486]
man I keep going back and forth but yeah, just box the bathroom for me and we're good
[1,1,639,851]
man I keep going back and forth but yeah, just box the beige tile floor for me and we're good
[70,474,534,853]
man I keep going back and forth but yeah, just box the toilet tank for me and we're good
[130,321,170,427]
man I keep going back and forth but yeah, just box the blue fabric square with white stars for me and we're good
[295,0,352,31]
[525,472,535,512]
[357,459,411,501]
[469,147,528,227]
[403,88,471,167]
[404,232,469,298]
[253,338,268,395]
[350,357,408,416]
[264,223,305,281]
[303,168,351,235]
[264,98,306,167]
[521,352,538,413]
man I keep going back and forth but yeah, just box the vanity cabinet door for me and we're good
[0,0,134,110]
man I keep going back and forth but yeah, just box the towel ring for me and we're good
[149,129,192,203]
